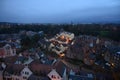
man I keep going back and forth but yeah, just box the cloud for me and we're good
[0,0,120,23]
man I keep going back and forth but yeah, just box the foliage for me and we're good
[20,34,41,49]
[0,23,120,41]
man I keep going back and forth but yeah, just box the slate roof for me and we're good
[28,74,50,80]
[107,46,120,55]
[69,75,94,80]
[53,60,66,77]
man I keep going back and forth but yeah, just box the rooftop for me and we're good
[117,52,120,55]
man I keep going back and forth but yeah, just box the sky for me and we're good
[0,0,120,23]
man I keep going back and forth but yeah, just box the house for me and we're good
[48,69,62,80]
[3,62,33,80]
[58,31,74,41]
[21,66,33,80]
[29,60,67,80]
[3,64,24,80]
[104,46,120,68]
[111,51,120,68]
[29,61,52,79]
[48,60,67,80]
[0,43,16,58]
[49,31,74,45]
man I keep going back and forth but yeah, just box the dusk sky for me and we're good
[0,0,120,23]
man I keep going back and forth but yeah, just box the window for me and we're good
[25,72,29,75]
[51,75,56,79]
[22,71,24,74]
[23,76,27,79]
[51,75,54,78]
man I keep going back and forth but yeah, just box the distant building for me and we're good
[58,31,74,41]
[26,31,37,37]
[38,31,44,37]
[111,51,120,68]
[104,46,120,68]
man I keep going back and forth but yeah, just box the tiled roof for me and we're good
[5,64,24,75]
[29,61,52,76]
[4,56,18,64]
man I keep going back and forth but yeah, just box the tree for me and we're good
[21,35,32,49]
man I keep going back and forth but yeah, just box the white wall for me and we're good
[21,66,32,80]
